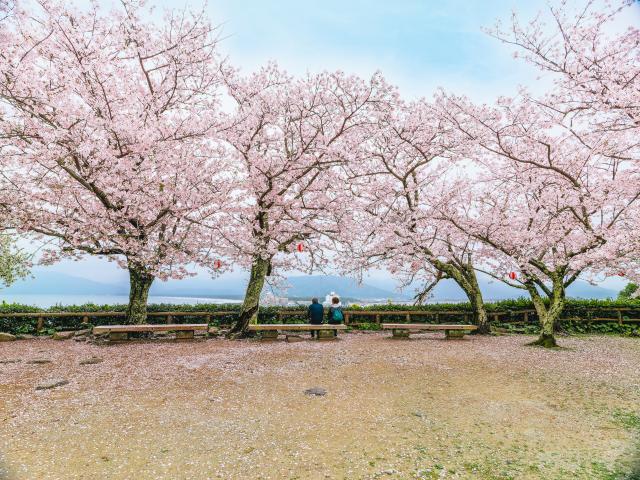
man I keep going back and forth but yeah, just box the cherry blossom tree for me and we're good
[489,0,640,284]
[338,99,492,333]
[219,64,395,335]
[437,93,636,347]
[0,0,230,323]
[0,232,30,288]
[491,0,639,139]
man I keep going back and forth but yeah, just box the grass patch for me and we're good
[614,410,640,431]
[611,409,640,480]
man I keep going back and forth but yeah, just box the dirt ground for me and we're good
[1,333,639,480]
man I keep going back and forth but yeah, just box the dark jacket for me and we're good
[327,306,344,324]
[308,303,324,324]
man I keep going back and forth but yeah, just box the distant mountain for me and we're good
[394,274,617,302]
[267,275,409,301]
[3,271,128,295]
[3,269,617,302]
[565,281,617,299]
[150,276,245,299]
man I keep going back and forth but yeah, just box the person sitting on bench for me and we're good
[307,298,324,338]
[326,296,344,336]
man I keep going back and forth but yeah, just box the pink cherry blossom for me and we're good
[218,63,397,334]
[0,0,231,322]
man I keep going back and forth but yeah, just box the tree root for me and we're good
[526,333,558,348]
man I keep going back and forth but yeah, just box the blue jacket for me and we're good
[308,303,324,324]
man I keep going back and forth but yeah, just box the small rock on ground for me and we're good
[52,331,75,340]
[79,357,103,365]
[35,379,69,390]
[304,387,327,396]
[0,332,16,342]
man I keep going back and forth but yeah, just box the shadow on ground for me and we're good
[625,443,640,480]
[0,453,14,480]
[617,419,640,480]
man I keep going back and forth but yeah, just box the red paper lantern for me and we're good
[296,243,304,253]
[214,259,222,269]
[617,271,625,277]
[508,271,517,280]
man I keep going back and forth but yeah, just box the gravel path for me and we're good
[1,333,639,479]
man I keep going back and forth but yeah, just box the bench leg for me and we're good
[176,330,194,340]
[445,330,467,339]
[392,329,410,339]
[109,332,128,342]
[317,329,336,341]
[260,330,279,341]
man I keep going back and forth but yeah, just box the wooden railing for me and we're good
[0,311,230,332]
[276,309,528,325]
[276,308,640,326]
[3,307,639,332]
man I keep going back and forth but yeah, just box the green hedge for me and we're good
[1,298,640,336]
[0,302,243,334]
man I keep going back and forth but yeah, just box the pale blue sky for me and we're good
[197,0,543,101]
[24,0,640,290]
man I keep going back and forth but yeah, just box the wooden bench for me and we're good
[93,324,208,341]
[382,323,477,339]
[247,324,347,341]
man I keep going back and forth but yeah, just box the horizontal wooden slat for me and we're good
[381,324,478,330]
[277,310,476,316]
[590,317,640,322]
[0,311,233,318]
[3,309,638,323]
[247,324,348,331]
[146,312,234,316]
[2,311,126,318]
[590,308,640,311]
[93,324,208,333]
[344,311,473,315]
[560,316,640,323]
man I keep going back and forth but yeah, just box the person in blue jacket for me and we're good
[307,298,324,338]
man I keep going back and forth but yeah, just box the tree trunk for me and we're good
[126,264,155,324]
[526,279,564,348]
[229,256,270,337]
[529,307,559,348]
[461,264,489,334]
[437,259,490,335]
[468,284,489,335]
